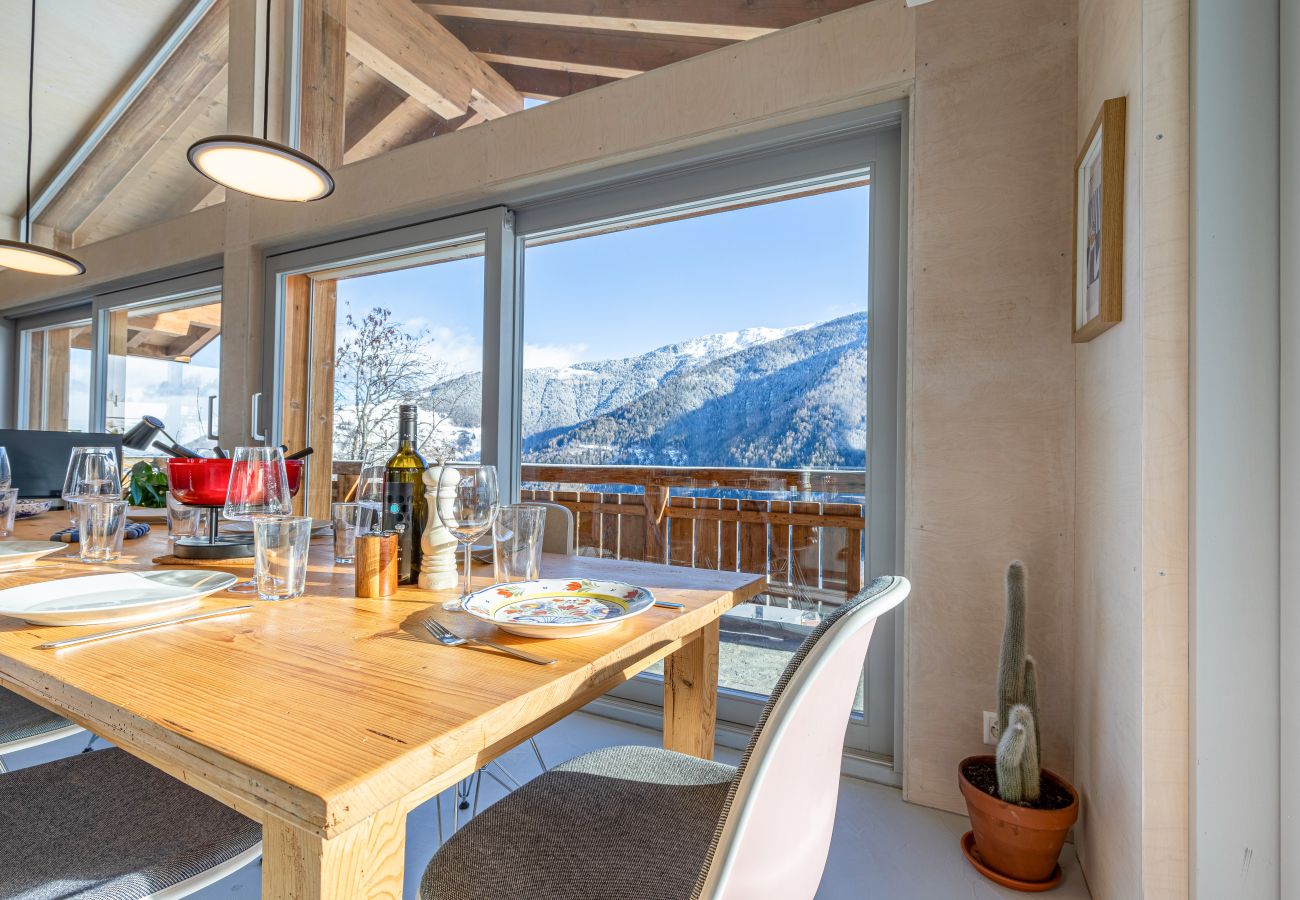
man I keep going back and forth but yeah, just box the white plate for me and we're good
[0,570,239,626]
[0,541,64,572]
[462,578,656,638]
[126,506,168,523]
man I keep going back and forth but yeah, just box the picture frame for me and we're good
[1072,96,1126,343]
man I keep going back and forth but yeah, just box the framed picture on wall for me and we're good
[1072,96,1126,343]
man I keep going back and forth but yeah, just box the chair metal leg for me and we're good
[435,792,444,847]
[0,753,7,774]
[491,761,523,790]
[529,737,547,771]
[470,768,484,817]
[81,734,98,753]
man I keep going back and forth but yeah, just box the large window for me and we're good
[263,115,902,771]
[20,319,93,432]
[104,291,222,454]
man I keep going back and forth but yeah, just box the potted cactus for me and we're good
[958,561,1079,891]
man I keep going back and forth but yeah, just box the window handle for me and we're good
[206,395,219,441]
[250,392,266,441]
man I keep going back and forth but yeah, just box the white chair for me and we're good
[523,501,575,555]
[0,747,262,898]
[419,575,911,900]
[0,688,85,773]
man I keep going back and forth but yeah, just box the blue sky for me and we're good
[337,185,870,371]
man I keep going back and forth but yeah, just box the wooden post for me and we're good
[261,803,406,900]
[643,483,670,564]
[298,0,347,169]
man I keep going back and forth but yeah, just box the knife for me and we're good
[36,606,254,650]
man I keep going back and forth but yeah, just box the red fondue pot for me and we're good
[167,457,304,507]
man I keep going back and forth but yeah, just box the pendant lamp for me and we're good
[187,0,334,202]
[0,0,86,276]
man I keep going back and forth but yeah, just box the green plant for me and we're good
[996,561,1041,803]
[124,461,168,508]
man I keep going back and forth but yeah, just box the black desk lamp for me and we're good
[121,416,202,459]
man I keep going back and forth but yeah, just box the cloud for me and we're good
[524,342,590,369]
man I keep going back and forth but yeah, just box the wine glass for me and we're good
[436,464,499,611]
[0,446,11,489]
[62,447,121,554]
[223,447,292,592]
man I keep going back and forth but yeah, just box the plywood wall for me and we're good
[1074,0,1189,895]
[903,0,1077,812]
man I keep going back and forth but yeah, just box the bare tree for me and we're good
[333,305,469,463]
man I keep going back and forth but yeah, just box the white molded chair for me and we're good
[0,689,85,773]
[0,747,262,898]
[419,575,910,900]
[523,501,575,555]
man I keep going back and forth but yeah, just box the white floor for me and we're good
[11,712,1090,899]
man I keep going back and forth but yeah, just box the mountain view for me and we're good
[429,312,867,470]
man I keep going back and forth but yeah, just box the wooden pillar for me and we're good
[44,328,72,432]
[24,331,45,429]
[298,0,347,168]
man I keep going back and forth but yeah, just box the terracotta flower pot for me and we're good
[958,755,1079,888]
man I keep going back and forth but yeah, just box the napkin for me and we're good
[51,523,152,543]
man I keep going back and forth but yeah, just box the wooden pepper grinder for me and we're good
[355,531,398,598]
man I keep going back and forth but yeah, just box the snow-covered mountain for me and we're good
[427,314,866,470]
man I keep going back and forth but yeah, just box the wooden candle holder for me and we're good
[355,532,398,598]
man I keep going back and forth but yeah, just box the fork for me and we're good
[422,619,557,666]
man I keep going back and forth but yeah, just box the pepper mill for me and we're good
[419,464,459,590]
[355,531,398,598]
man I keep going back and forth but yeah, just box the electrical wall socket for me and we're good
[983,711,999,746]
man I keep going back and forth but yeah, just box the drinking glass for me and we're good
[355,459,386,531]
[76,499,127,563]
[165,490,202,545]
[436,465,499,611]
[0,446,11,489]
[253,516,313,601]
[61,447,121,552]
[493,504,545,584]
[224,447,292,592]
[331,501,367,564]
[0,488,18,538]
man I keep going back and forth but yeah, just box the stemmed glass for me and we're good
[223,447,292,593]
[61,447,121,554]
[436,464,499,611]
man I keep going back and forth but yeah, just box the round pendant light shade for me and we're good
[0,239,86,276]
[187,135,334,202]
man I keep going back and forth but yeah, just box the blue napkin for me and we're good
[51,522,151,544]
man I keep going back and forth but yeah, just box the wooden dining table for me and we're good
[0,513,765,898]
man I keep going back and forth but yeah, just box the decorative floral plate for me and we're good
[15,499,52,519]
[462,578,656,638]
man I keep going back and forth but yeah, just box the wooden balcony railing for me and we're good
[521,464,866,602]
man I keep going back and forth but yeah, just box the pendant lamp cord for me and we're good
[24,0,36,244]
[262,0,271,141]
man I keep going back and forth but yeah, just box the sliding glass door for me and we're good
[18,316,93,432]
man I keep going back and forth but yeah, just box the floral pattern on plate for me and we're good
[462,578,656,638]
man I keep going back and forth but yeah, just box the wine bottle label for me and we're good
[383,481,422,582]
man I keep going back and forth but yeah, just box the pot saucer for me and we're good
[961,831,1063,892]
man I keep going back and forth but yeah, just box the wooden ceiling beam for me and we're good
[343,96,441,164]
[347,0,523,120]
[445,20,729,79]
[419,1,865,40]
[300,0,349,168]
[35,0,230,236]
[490,63,617,100]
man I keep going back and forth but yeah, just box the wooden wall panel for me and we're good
[904,0,1077,814]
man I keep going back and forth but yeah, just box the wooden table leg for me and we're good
[663,620,720,758]
[262,801,407,899]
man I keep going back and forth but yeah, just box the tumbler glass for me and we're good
[492,504,546,584]
[0,488,18,537]
[165,491,202,545]
[331,502,367,564]
[76,499,127,563]
[253,516,313,601]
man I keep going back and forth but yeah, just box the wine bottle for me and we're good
[382,404,428,584]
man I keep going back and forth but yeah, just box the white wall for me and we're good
[1193,3,1281,896]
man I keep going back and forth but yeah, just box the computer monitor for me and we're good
[0,430,124,499]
